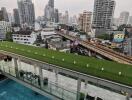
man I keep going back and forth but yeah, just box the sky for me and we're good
[0,0,132,18]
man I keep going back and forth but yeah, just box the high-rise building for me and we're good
[78,11,92,33]
[64,11,69,25]
[54,9,59,23]
[72,15,78,24]
[0,10,4,21]
[69,15,78,25]
[0,7,9,22]
[44,5,51,21]
[112,18,119,26]
[48,0,54,8]
[128,16,132,25]
[58,11,69,25]
[118,11,129,26]
[0,21,11,39]
[8,13,14,23]
[44,0,54,22]
[58,13,64,24]
[83,11,92,33]
[18,0,35,27]
[13,9,20,25]
[78,14,83,30]
[92,0,115,36]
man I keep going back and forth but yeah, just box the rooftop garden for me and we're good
[0,41,132,86]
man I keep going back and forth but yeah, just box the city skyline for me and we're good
[0,0,132,18]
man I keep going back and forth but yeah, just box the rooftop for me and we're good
[13,30,32,35]
[41,31,57,36]
[0,41,132,86]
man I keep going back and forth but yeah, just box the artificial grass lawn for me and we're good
[0,41,132,86]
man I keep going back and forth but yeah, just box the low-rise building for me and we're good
[124,38,132,56]
[41,28,70,52]
[41,28,57,41]
[12,30,37,45]
[48,37,71,52]
[113,31,125,43]
[0,21,11,40]
[125,27,132,38]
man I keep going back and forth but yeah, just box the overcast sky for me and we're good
[0,0,132,18]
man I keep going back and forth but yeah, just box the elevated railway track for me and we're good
[56,31,132,65]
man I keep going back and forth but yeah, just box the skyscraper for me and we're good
[78,11,92,34]
[0,7,9,22]
[118,11,129,26]
[58,13,64,24]
[48,0,54,8]
[54,9,59,23]
[44,0,54,22]
[92,0,115,36]
[128,16,132,25]
[112,18,119,26]
[18,0,35,27]
[13,9,20,25]
[78,14,83,30]
[8,13,14,23]
[72,15,78,24]
[0,10,4,21]
[58,11,69,25]
[64,11,69,25]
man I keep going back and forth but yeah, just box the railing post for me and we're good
[39,66,44,89]
[126,93,131,100]
[84,80,88,100]
[88,50,92,57]
[18,58,21,71]
[14,58,19,78]
[55,69,58,85]
[77,78,81,100]
[34,64,37,75]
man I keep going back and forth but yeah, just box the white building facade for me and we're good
[128,16,132,25]
[118,11,129,26]
[0,21,11,40]
[12,31,37,45]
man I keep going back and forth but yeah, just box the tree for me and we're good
[79,31,87,35]
[118,24,127,31]
[97,34,110,40]
[45,40,48,49]
[34,33,43,46]
[110,33,114,42]
[68,26,74,31]
[6,32,13,42]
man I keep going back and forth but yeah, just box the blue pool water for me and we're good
[0,79,51,100]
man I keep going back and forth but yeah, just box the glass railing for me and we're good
[0,60,77,100]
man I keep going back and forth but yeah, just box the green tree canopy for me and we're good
[6,31,13,42]
[118,24,127,31]
[34,33,43,46]
[97,34,110,40]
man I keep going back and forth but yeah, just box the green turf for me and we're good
[0,41,132,86]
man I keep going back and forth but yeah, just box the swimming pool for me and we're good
[0,79,51,100]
